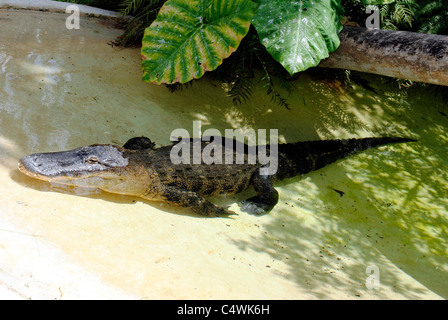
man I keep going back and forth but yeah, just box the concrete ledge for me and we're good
[0,0,121,18]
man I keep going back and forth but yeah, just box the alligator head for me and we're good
[18,144,149,196]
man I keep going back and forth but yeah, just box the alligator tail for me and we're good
[275,136,416,180]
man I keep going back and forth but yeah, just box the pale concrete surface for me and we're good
[0,8,447,299]
[0,0,120,17]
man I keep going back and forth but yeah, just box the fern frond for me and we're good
[391,2,414,27]
[266,86,290,110]
[112,0,166,47]
[417,0,448,35]
[226,75,255,105]
[257,54,291,110]
[120,0,160,15]
[418,12,448,34]
[419,1,441,15]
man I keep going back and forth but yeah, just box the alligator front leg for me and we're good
[240,173,279,215]
[161,186,235,217]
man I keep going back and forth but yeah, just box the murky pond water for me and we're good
[0,9,447,299]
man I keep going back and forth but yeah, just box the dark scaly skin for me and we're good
[18,136,416,216]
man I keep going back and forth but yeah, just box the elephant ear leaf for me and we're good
[141,0,255,84]
[252,0,344,75]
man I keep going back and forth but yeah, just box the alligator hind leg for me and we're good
[240,173,279,215]
[161,186,235,217]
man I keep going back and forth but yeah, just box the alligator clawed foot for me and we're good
[216,205,238,217]
[240,198,271,216]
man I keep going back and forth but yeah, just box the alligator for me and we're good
[18,136,415,216]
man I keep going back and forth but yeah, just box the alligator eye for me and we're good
[86,157,100,164]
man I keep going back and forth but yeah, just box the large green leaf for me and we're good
[252,0,344,75]
[141,0,255,84]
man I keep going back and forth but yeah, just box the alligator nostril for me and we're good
[32,156,43,167]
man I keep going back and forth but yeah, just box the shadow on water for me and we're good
[1,11,447,298]
[3,62,447,298]
[226,80,448,299]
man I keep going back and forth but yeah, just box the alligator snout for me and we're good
[18,144,130,180]
[26,155,43,167]
[18,154,43,177]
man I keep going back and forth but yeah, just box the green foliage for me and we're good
[141,0,255,84]
[120,0,154,15]
[379,0,418,30]
[136,0,345,106]
[417,0,448,35]
[114,0,446,107]
[343,0,448,35]
[252,0,343,75]
[111,0,166,47]
[211,27,295,108]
